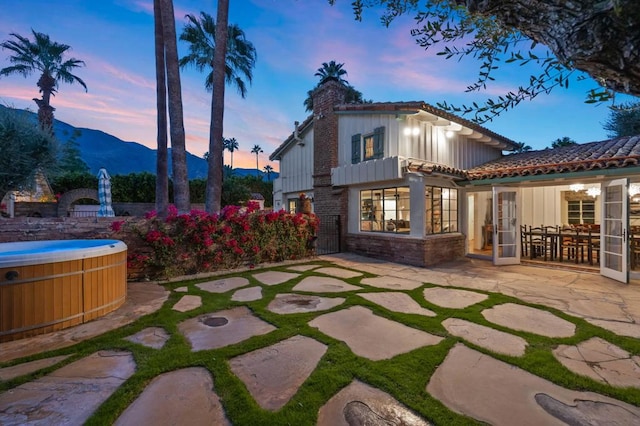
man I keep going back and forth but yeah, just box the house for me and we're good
[270,80,640,283]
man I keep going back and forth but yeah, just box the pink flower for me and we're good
[110,220,125,232]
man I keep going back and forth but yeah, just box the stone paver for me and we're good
[423,287,488,309]
[0,281,168,363]
[178,306,276,351]
[314,267,362,279]
[293,276,362,293]
[553,337,640,388]
[114,367,230,425]
[172,295,202,312]
[267,293,345,314]
[125,327,170,350]
[196,277,249,293]
[587,319,640,338]
[482,303,576,337]
[317,380,430,426]
[0,351,135,425]
[231,286,263,302]
[229,335,327,411]
[360,275,423,290]
[252,271,299,286]
[358,292,436,317]
[325,253,640,330]
[427,344,640,426]
[0,355,71,382]
[309,306,443,361]
[287,264,321,272]
[174,286,188,292]
[442,318,528,357]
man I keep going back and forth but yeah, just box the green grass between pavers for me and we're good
[1,260,639,425]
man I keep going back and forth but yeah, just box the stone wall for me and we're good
[345,233,466,267]
[10,202,207,218]
[0,217,132,243]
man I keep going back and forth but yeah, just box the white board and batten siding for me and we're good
[520,185,602,228]
[277,127,314,195]
[333,157,403,186]
[337,114,503,173]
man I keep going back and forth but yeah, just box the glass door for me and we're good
[601,178,629,283]
[493,186,520,265]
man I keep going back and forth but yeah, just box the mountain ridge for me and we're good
[1,105,275,180]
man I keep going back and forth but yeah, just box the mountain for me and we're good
[1,105,277,180]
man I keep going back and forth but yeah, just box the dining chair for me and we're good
[520,225,529,258]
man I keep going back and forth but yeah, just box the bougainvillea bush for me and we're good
[111,203,319,280]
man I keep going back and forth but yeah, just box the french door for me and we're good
[601,178,629,283]
[493,186,520,265]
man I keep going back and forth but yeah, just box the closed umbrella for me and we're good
[97,167,115,217]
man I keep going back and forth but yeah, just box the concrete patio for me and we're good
[1,254,639,425]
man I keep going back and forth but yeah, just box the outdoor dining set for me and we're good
[521,225,602,266]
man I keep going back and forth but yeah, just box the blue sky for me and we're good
[1,0,635,170]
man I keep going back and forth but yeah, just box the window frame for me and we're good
[359,186,411,234]
[425,186,458,234]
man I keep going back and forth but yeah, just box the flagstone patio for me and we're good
[1,254,639,425]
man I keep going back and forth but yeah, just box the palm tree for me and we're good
[153,0,169,218]
[314,60,348,85]
[180,12,257,97]
[179,9,256,213]
[263,164,274,181]
[223,137,239,168]
[251,144,263,175]
[551,136,578,149]
[159,0,190,213]
[511,141,532,153]
[0,30,87,133]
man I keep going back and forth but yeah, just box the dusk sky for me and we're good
[1,0,635,171]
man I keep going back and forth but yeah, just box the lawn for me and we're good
[1,259,639,425]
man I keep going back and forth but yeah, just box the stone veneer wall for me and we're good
[0,217,132,243]
[312,80,349,248]
[345,233,466,267]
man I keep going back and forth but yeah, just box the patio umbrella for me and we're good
[97,167,115,217]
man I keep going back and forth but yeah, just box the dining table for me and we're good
[523,227,600,265]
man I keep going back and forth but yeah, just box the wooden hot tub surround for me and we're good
[0,240,127,342]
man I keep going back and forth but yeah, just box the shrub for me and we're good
[111,203,319,280]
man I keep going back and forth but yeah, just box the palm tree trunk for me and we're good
[153,0,169,218]
[230,151,233,169]
[35,72,56,134]
[159,0,190,213]
[205,0,229,213]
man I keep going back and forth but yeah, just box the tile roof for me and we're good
[466,135,640,180]
[406,160,467,179]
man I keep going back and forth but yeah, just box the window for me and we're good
[360,187,410,233]
[351,126,385,163]
[287,198,298,214]
[568,199,595,224]
[426,186,458,234]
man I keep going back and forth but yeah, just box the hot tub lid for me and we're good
[0,239,127,268]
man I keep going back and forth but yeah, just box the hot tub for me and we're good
[0,239,127,342]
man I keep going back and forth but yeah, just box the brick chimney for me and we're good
[312,80,348,247]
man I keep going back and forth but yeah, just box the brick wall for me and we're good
[312,80,349,247]
[346,232,466,267]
